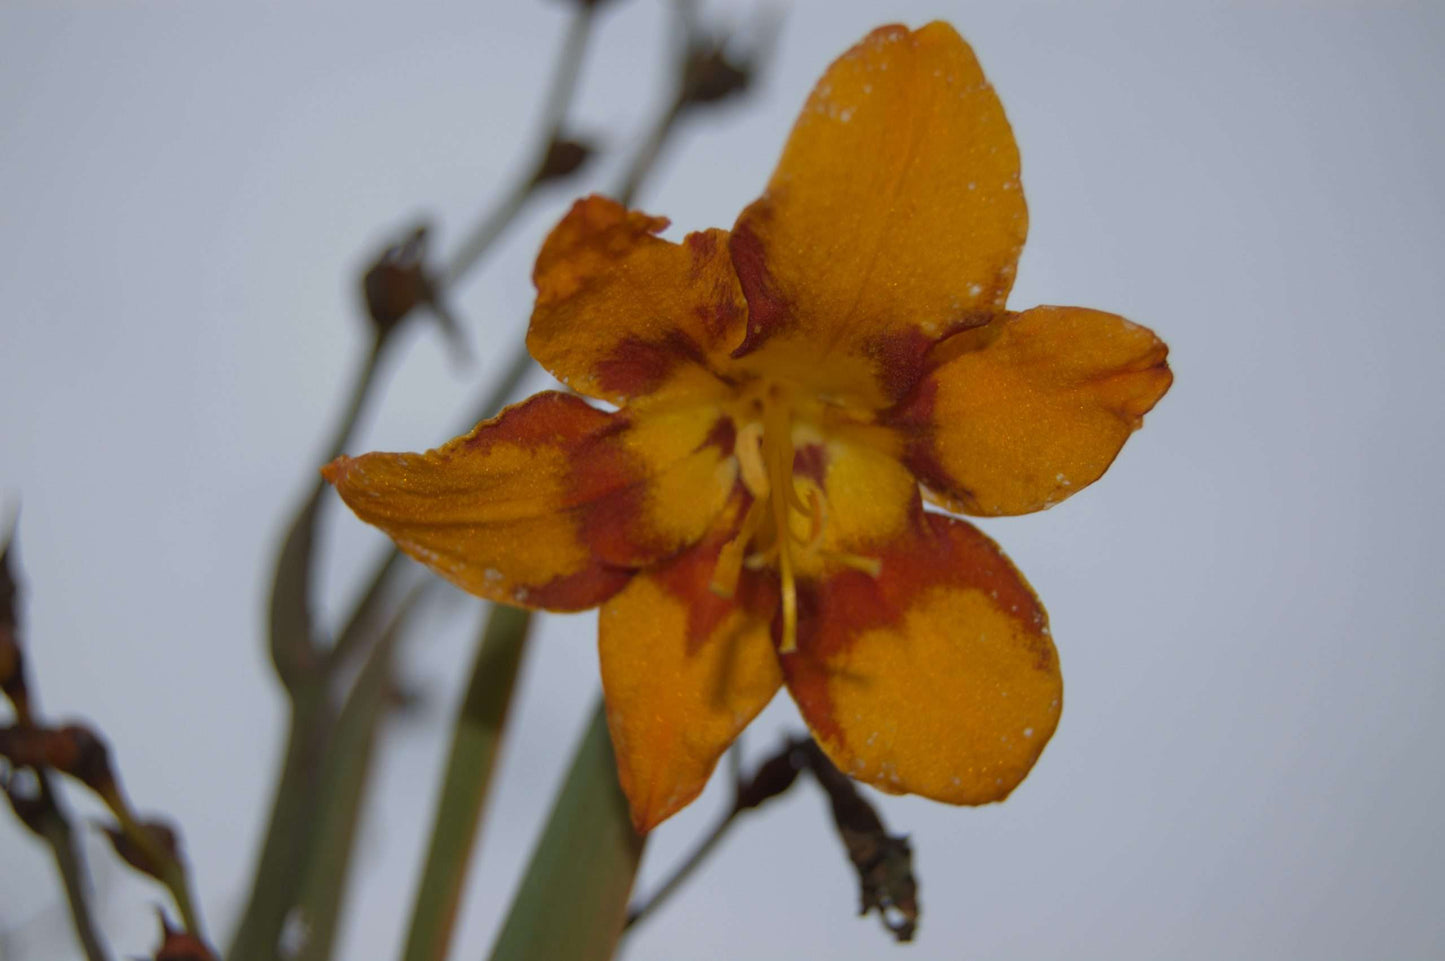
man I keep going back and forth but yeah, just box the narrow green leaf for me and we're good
[402,604,532,961]
[486,697,644,961]
[293,589,421,961]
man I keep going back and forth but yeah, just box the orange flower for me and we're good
[325,22,1171,832]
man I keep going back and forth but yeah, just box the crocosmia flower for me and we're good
[325,22,1171,832]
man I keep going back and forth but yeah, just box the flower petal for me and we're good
[788,423,916,579]
[323,391,737,611]
[730,22,1026,405]
[784,511,1061,805]
[890,306,1172,516]
[529,195,748,406]
[600,499,782,832]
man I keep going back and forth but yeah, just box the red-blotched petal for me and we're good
[529,195,748,407]
[783,511,1062,804]
[890,305,1172,516]
[600,498,782,832]
[729,22,1027,407]
[324,391,737,611]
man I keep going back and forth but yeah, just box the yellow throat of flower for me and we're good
[709,384,881,655]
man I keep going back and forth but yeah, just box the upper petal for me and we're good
[529,195,748,407]
[783,511,1062,805]
[600,497,782,832]
[729,22,1027,406]
[889,305,1172,516]
[323,391,737,611]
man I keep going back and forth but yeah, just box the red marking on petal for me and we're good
[521,561,635,610]
[574,414,738,568]
[571,423,657,565]
[461,391,614,455]
[728,219,791,357]
[884,376,982,509]
[648,493,778,655]
[593,331,709,400]
[786,510,1049,747]
[864,326,936,403]
[883,376,963,499]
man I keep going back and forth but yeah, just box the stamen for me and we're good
[722,386,887,654]
[709,497,767,598]
[824,551,883,577]
[734,421,770,499]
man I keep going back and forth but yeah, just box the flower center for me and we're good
[709,384,880,655]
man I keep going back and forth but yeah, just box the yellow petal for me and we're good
[529,195,748,407]
[891,306,1172,516]
[600,500,782,832]
[730,22,1026,406]
[784,511,1061,804]
[323,391,735,611]
[788,423,916,579]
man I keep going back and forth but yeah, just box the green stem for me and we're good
[401,605,532,961]
[37,776,112,961]
[442,5,596,288]
[485,699,643,961]
[294,588,421,961]
[101,785,205,940]
[227,687,332,961]
[623,808,731,932]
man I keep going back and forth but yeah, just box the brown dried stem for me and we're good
[624,737,920,943]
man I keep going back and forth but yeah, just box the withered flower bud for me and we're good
[800,740,921,942]
[533,136,595,186]
[362,226,433,336]
[55,724,115,795]
[681,42,752,106]
[0,723,114,795]
[153,910,217,961]
[102,817,179,881]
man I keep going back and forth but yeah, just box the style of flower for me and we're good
[325,22,1171,832]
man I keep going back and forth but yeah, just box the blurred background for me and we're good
[3,1,1443,958]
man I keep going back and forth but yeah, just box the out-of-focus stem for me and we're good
[37,776,113,961]
[442,5,597,287]
[235,6,607,959]
[614,96,685,209]
[294,587,423,961]
[623,805,731,932]
[269,331,388,691]
[101,784,205,940]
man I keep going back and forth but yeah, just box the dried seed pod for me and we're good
[533,136,595,185]
[102,817,179,881]
[800,740,920,942]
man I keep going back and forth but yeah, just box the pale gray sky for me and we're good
[3,2,1443,959]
